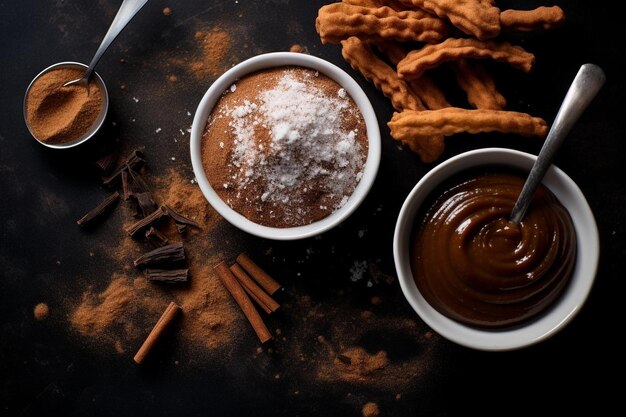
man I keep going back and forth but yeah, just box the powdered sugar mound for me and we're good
[218,69,366,226]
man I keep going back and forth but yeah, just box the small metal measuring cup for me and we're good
[23,0,149,149]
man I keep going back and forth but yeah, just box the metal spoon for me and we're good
[509,64,606,224]
[63,0,150,91]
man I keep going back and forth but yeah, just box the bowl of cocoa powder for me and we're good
[24,61,108,148]
[190,52,381,240]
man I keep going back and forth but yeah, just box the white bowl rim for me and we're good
[393,148,599,351]
[190,52,381,240]
[23,61,109,149]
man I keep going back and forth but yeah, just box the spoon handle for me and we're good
[509,64,606,224]
[83,0,150,81]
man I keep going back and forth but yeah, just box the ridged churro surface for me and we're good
[341,37,425,111]
[397,38,535,79]
[388,108,547,139]
[316,3,448,44]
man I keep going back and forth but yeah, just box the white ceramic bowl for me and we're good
[394,148,599,351]
[190,52,381,240]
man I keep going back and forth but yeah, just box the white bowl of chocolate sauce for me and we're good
[394,148,599,351]
[190,52,381,240]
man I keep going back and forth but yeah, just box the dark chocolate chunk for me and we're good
[145,227,169,247]
[133,242,185,267]
[146,268,189,283]
[164,205,201,229]
[102,149,145,187]
[125,206,167,237]
[77,191,120,228]
[130,192,158,218]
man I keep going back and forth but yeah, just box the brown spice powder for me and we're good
[25,67,103,144]
[201,67,368,228]
[191,28,232,78]
[362,402,380,417]
[33,303,49,321]
[333,347,389,381]
[71,169,241,354]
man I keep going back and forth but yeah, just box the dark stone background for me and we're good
[1,1,624,416]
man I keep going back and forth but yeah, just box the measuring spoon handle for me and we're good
[84,0,150,81]
[509,64,606,224]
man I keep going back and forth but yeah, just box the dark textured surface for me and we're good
[1,1,624,416]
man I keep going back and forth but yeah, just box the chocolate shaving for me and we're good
[164,205,201,229]
[146,268,189,283]
[128,167,150,194]
[94,150,118,175]
[121,171,131,200]
[102,149,145,187]
[133,242,185,267]
[125,206,167,237]
[145,227,169,247]
[77,191,120,228]
[130,192,158,218]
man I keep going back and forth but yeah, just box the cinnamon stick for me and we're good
[230,263,279,314]
[214,261,272,343]
[133,301,181,364]
[236,253,282,295]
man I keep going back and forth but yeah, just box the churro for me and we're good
[316,3,448,44]
[451,60,506,110]
[388,108,548,139]
[501,7,565,32]
[397,38,535,79]
[374,41,450,109]
[397,0,501,40]
[341,37,425,111]
[400,134,445,163]
[343,0,415,13]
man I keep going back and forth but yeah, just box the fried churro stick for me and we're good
[401,135,445,163]
[316,3,448,44]
[398,0,501,40]
[388,108,548,140]
[341,37,425,111]
[397,38,535,80]
[451,60,506,110]
[343,0,416,13]
[374,41,450,109]
[501,7,565,32]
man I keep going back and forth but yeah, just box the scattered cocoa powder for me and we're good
[71,167,242,354]
[289,44,307,53]
[70,274,147,338]
[362,402,380,417]
[190,27,232,78]
[33,303,49,321]
[333,347,389,381]
[162,7,172,16]
[25,67,103,144]
[157,169,218,230]
[281,296,439,391]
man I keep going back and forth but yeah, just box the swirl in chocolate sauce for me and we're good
[411,170,577,328]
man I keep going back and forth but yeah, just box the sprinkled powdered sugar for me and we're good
[201,67,368,228]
